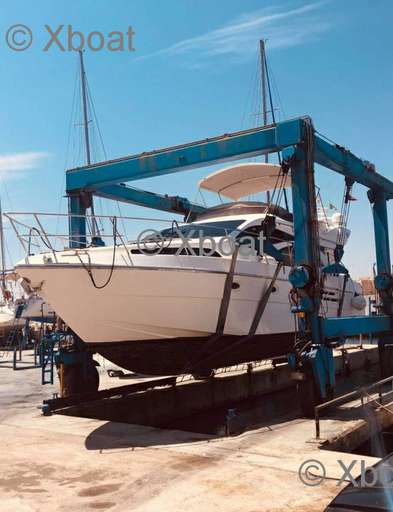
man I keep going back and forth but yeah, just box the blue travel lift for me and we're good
[62,115,393,415]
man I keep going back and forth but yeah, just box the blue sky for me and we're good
[0,0,392,277]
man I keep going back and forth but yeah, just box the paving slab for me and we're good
[0,349,385,512]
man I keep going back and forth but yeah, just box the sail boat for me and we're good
[0,200,24,343]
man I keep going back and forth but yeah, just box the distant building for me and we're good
[359,277,375,297]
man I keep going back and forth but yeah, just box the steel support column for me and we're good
[288,123,335,407]
[68,194,88,248]
[289,144,322,343]
[369,189,393,377]
[369,189,392,309]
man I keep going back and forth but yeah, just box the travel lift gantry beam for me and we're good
[65,116,393,413]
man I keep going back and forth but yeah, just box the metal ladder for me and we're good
[41,333,60,385]
[0,305,24,359]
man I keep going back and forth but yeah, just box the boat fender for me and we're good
[351,294,367,311]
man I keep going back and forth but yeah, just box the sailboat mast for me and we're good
[78,50,99,239]
[0,201,6,293]
[79,50,91,166]
[259,40,269,165]
[259,40,271,202]
[259,41,268,126]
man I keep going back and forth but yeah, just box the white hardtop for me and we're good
[199,163,288,200]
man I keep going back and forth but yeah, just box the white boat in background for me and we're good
[17,292,56,323]
[0,303,19,334]
[0,269,55,340]
[0,210,26,341]
[0,280,54,343]
[14,163,366,374]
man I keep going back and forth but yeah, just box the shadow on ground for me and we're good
[85,420,213,450]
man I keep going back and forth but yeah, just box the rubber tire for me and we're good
[61,361,99,397]
[85,363,99,393]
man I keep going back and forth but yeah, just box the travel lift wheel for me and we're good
[59,357,99,397]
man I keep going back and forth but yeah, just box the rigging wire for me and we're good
[336,180,354,249]
[86,77,107,161]
[267,61,287,121]
[85,74,128,238]
[56,62,80,237]
[241,53,260,128]
[263,47,290,212]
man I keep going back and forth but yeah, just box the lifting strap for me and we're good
[337,274,349,317]
[248,261,283,336]
[183,244,240,371]
[189,260,283,372]
[216,244,240,335]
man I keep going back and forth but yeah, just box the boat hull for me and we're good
[16,256,364,374]
[17,262,301,341]
[89,332,295,374]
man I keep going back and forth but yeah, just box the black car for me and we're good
[325,454,393,511]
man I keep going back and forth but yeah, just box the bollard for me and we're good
[33,341,38,366]
[41,403,52,416]
[225,408,237,436]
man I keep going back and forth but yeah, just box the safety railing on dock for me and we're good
[314,375,393,439]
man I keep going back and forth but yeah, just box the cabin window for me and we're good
[150,220,247,240]
[236,225,293,263]
[130,246,222,257]
[238,225,293,244]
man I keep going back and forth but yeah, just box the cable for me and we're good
[26,227,59,259]
[241,52,260,130]
[85,74,128,238]
[268,61,287,120]
[77,217,118,289]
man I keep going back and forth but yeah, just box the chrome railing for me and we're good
[314,375,393,439]
[4,211,177,258]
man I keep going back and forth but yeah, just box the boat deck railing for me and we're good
[4,211,255,262]
[4,211,179,259]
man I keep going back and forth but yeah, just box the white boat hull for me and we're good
[11,181,368,375]
[17,254,362,342]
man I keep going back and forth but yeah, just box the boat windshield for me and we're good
[151,220,246,240]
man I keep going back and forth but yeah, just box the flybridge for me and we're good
[65,115,393,415]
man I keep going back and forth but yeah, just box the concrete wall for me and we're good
[60,346,380,427]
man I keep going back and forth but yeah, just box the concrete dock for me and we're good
[0,348,391,511]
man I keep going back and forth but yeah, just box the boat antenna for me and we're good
[78,50,101,242]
